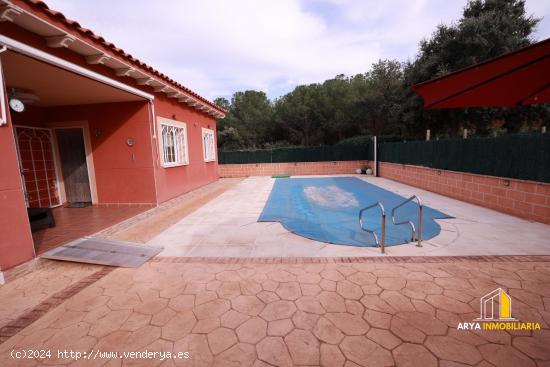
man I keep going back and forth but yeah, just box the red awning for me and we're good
[412,38,550,109]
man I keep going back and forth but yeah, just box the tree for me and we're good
[218,91,274,148]
[213,97,230,111]
[356,60,404,136]
[274,84,326,146]
[217,127,244,150]
[213,0,545,148]
[214,97,231,133]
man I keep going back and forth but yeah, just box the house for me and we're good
[0,0,225,275]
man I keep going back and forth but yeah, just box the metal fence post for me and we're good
[373,136,378,177]
[416,205,423,247]
[380,211,386,254]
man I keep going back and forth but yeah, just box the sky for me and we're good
[46,0,550,102]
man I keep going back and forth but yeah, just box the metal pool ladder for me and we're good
[391,195,423,247]
[359,202,386,254]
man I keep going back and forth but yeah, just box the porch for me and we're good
[31,205,150,255]
[1,47,158,266]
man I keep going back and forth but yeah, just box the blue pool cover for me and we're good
[258,177,452,247]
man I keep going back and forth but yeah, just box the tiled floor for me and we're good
[32,205,150,255]
[0,258,549,366]
[148,176,550,258]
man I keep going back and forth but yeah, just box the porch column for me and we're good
[0,57,35,272]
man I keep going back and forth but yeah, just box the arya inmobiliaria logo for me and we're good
[477,287,515,321]
[457,288,541,331]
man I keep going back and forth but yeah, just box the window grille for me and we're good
[202,128,215,162]
[159,119,188,166]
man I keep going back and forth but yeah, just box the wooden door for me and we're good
[55,128,92,205]
[14,126,60,208]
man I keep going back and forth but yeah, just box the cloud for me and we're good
[45,0,550,100]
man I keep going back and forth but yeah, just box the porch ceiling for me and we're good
[3,50,145,106]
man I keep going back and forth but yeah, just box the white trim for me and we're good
[202,127,216,162]
[46,34,75,48]
[0,35,154,101]
[115,67,135,77]
[157,116,189,168]
[0,3,23,22]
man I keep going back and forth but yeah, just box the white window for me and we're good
[158,117,189,167]
[202,128,216,162]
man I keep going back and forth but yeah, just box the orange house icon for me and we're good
[476,288,515,321]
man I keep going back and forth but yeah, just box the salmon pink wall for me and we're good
[0,108,35,271]
[153,97,219,203]
[377,162,550,224]
[219,161,369,177]
[7,105,46,127]
[46,101,157,204]
[14,98,220,206]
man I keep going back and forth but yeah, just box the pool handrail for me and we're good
[391,195,423,247]
[358,202,386,254]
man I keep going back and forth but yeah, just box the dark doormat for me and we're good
[27,208,56,231]
[40,237,163,267]
[65,202,92,208]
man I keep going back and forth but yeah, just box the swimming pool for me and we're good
[258,177,452,247]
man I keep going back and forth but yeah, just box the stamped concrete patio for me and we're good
[148,176,550,258]
[1,257,550,366]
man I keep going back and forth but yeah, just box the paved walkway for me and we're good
[1,257,549,366]
[149,176,550,257]
[0,261,99,328]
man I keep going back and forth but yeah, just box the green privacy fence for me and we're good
[218,143,373,164]
[218,133,550,182]
[378,133,550,183]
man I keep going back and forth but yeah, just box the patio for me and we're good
[0,257,549,366]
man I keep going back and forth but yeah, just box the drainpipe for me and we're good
[0,45,8,127]
[147,100,159,206]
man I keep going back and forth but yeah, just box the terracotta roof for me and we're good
[21,0,224,114]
